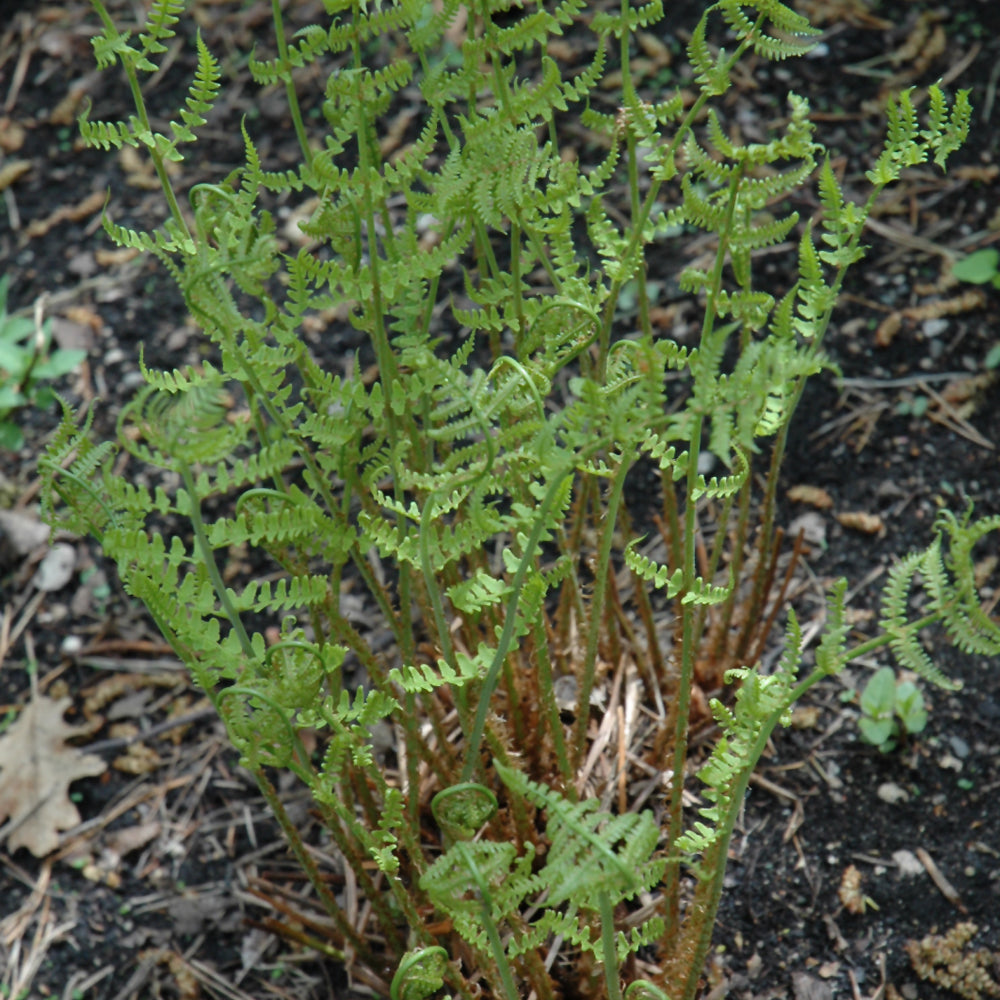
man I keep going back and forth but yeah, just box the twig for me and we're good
[81,707,218,756]
[916,847,968,913]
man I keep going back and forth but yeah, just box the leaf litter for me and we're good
[0,692,107,857]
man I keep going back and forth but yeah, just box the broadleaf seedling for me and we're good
[858,666,929,752]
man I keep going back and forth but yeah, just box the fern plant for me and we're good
[41,1,997,999]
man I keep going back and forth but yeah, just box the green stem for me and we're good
[178,460,253,657]
[663,162,744,936]
[459,842,521,1000]
[90,0,191,242]
[462,471,573,783]
[597,17,765,371]
[571,459,631,766]
[270,0,314,170]
[600,890,623,1000]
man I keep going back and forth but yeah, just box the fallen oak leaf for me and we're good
[0,694,107,857]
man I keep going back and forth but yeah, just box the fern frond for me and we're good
[879,549,959,689]
[497,763,666,919]
[389,644,492,695]
[686,13,730,96]
[168,31,221,143]
[138,0,184,58]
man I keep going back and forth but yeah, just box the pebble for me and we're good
[31,543,76,592]
[892,849,924,877]
[877,781,909,804]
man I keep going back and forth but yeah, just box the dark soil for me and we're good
[1,2,999,999]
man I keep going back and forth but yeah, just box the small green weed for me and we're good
[952,248,1000,288]
[858,666,929,751]
[950,249,1000,369]
[0,275,86,451]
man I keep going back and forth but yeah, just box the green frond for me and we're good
[922,86,971,169]
[690,447,747,501]
[431,782,499,843]
[326,1,415,51]
[687,13,730,96]
[932,510,1000,656]
[389,644,492,695]
[718,0,819,59]
[495,762,666,910]
[78,106,141,152]
[230,573,333,614]
[407,0,461,51]
[117,376,246,468]
[370,786,405,874]
[864,87,969,188]
[167,31,220,144]
[879,549,960,690]
[390,947,450,1000]
[590,0,664,38]
[138,0,184,58]
[714,289,775,330]
[40,398,120,537]
[100,211,195,256]
[679,173,729,233]
[248,25,330,85]
[420,838,540,956]
[90,26,149,72]
[559,35,608,104]
[625,981,672,1000]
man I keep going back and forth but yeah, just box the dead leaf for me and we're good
[836,511,884,535]
[25,190,105,239]
[636,32,671,66]
[95,246,142,267]
[953,165,1000,184]
[790,705,821,729]
[105,820,161,858]
[904,289,987,321]
[0,694,107,857]
[0,117,27,153]
[0,159,32,192]
[974,555,997,590]
[837,864,873,914]
[875,311,902,348]
[787,484,834,509]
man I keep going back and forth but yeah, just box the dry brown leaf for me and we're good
[875,311,903,348]
[836,511,884,535]
[636,31,672,66]
[787,484,834,509]
[94,246,142,267]
[904,289,988,321]
[0,694,107,857]
[0,159,32,192]
[25,190,105,239]
[105,820,161,858]
[974,555,997,590]
[790,705,822,730]
[953,165,1000,184]
[838,864,872,914]
[889,11,943,68]
[113,743,163,775]
[797,0,891,28]
[0,117,27,153]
